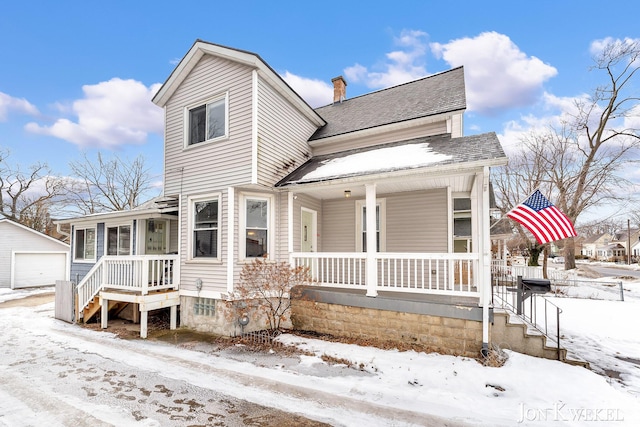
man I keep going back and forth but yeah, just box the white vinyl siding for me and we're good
[164,55,254,196]
[256,77,317,186]
[311,121,447,156]
[321,199,357,252]
[385,189,448,252]
[320,189,448,253]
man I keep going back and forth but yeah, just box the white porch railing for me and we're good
[76,255,180,313]
[290,252,480,297]
[490,260,577,281]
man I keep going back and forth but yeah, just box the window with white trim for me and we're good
[244,197,269,258]
[453,197,472,253]
[186,93,228,146]
[74,227,96,261]
[355,199,386,252]
[191,196,220,259]
[106,224,131,255]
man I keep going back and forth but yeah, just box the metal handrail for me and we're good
[492,271,563,360]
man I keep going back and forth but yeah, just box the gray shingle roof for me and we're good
[276,132,506,186]
[310,67,466,141]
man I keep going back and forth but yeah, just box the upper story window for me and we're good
[106,224,131,256]
[74,227,96,262]
[186,93,228,146]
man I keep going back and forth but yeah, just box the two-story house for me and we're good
[60,40,508,357]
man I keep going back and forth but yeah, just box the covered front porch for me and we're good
[277,146,498,352]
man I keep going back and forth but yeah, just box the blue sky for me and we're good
[1,1,638,221]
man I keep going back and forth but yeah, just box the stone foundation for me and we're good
[291,299,483,358]
[179,296,293,336]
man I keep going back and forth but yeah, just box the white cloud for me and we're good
[431,31,557,115]
[281,71,334,108]
[589,36,640,56]
[0,92,39,121]
[25,78,163,149]
[344,29,429,89]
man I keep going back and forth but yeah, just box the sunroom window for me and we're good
[106,225,131,256]
[188,94,227,146]
[74,227,96,261]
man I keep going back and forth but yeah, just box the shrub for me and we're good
[227,259,312,333]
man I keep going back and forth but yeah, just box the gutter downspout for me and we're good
[481,166,491,357]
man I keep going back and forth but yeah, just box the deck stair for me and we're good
[81,298,128,323]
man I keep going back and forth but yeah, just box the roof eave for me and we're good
[308,109,465,147]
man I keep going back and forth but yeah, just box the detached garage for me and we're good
[0,218,69,289]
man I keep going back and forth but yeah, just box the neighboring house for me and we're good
[58,40,508,357]
[0,218,69,289]
[631,238,640,261]
[611,228,640,262]
[581,233,613,259]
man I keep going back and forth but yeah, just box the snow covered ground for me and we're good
[0,274,639,426]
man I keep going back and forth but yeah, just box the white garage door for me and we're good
[13,252,67,289]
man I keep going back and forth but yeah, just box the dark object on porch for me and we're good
[507,276,551,315]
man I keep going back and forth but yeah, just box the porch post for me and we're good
[365,183,378,297]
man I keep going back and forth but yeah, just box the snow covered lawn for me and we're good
[0,284,639,426]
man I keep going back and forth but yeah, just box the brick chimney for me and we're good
[332,76,347,103]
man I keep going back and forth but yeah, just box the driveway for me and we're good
[0,293,330,427]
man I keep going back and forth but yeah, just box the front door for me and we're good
[145,219,167,255]
[301,208,316,252]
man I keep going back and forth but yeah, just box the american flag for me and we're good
[507,190,577,244]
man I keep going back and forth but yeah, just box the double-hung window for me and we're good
[187,93,228,146]
[356,199,386,252]
[245,197,269,258]
[453,197,472,253]
[106,225,131,256]
[192,198,220,259]
[74,227,96,261]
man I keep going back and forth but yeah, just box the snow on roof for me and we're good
[298,142,452,183]
[277,132,507,187]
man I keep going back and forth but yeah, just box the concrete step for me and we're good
[492,310,564,361]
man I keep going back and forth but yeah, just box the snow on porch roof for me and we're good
[276,132,507,187]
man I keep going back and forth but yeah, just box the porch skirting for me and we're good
[291,287,492,358]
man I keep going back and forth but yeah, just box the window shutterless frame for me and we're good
[188,193,222,261]
[184,92,229,148]
[73,227,96,262]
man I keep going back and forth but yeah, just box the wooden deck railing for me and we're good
[76,255,180,312]
[290,252,480,297]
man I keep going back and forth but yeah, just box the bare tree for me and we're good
[495,39,640,270]
[0,149,67,233]
[68,152,154,214]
